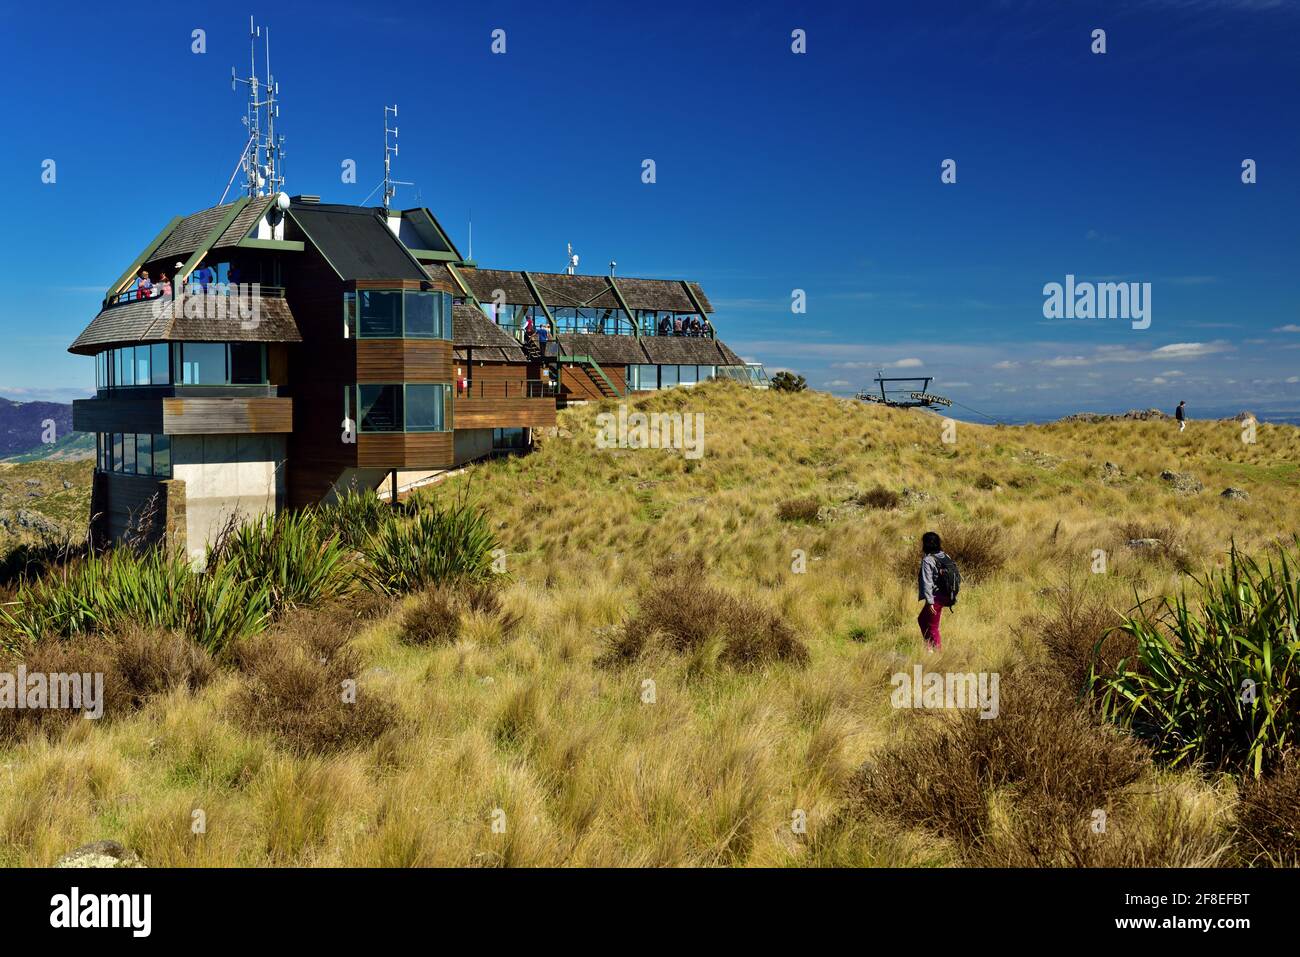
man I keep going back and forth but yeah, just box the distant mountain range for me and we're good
[0,396,90,461]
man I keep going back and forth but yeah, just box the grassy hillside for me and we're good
[0,381,1295,866]
[0,459,92,545]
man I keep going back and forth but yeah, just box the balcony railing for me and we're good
[106,283,286,308]
[457,379,557,400]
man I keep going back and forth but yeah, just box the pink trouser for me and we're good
[918,598,945,649]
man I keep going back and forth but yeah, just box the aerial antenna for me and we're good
[609,259,617,277]
[467,208,472,261]
[228,16,286,201]
[382,104,413,209]
[566,242,579,275]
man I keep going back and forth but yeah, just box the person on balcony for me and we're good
[674,315,684,336]
[137,271,153,299]
[157,272,172,298]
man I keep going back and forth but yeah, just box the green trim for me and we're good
[520,271,556,336]
[446,263,480,307]
[409,249,459,262]
[236,238,305,251]
[287,207,345,279]
[175,197,251,285]
[606,277,640,340]
[106,216,184,304]
[679,281,714,337]
[400,207,464,261]
[557,353,621,397]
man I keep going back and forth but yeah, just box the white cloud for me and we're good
[1150,341,1233,359]
[1288,376,1300,384]
[1273,324,1300,333]
[889,358,923,368]
[992,360,1019,369]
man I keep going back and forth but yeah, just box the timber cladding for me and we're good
[99,471,170,543]
[454,397,557,429]
[357,339,453,382]
[357,432,454,469]
[162,397,294,434]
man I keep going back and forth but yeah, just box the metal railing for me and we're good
[457,379,557,399]
[106,283,286,308]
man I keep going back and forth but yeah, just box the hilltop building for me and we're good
[70,194,750,561]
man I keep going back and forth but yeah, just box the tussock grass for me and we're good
[0,380,1296,865]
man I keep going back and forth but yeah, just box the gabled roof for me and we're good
[287,205,428,281]
[454,267,714,314]
[557,334,743,367]
[396,207,462,260]
[150,196,276,264]
[68,295,301,356]
[451,304,527,361]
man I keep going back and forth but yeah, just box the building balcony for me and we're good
[454,379,558,430]
[74,394,293,435]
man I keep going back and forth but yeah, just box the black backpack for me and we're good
[934,553,962,606]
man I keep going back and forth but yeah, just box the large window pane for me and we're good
[121,433,136,474]
[118,348,135,386]
[358,291,401,337]
[181,343,227,385]
[660,365,678,388]
[405,384,446,432]
[404,292,437,338]
[151,343,170,385]
[136,433,152,475]
[229,343,266,384]
[112,433,123,472]
[153,434,171,477]
[358,385,402,432]
[679,365,698,386]
[134,346,151,385]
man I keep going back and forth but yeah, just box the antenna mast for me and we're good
[230,16,286,200]
[382,104,412,209]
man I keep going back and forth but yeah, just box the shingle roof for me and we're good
[288,205,427,281]
[455,267,714,314]
[557,333,743,367]
[452,304,527,361]
[69,294,301,355]
[146,197,274,266]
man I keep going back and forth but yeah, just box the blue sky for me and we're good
[1,0,1297,420]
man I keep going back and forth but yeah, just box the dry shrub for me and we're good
[942,525,1005,581]
[845,670,1171,866]
[400,583,520,647]
[0,627,214,742]
[232,608,396,754]
[892,524,1006,586]
[776,496,821,523]
[1233,756,1300,866]
[1014,577,1132,697]
[973,473,999,491]
[609,577,809,669]
[1116,521,1193,574]
[852,486,901,510]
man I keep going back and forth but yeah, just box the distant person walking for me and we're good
[917,531,961,652]
[1176,400,1186,432]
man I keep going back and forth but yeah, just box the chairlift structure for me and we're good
[855,372,951,409]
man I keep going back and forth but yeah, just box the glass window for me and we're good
[679,365,698,386]
[660,365,679,388]
[119,348,135,387]
[151,343,170,385]
[627,365,658,390]
[404,291,437,338]
[134,345,151,385]
[358,384,402,432]
[181,343,227,385]
[405,384,447,432]
[136,433,152,475]
[358,290,402,337]
[153,434,171,477]
[229,343,266,384]
[121,433,136,474]
[111,433,123,472]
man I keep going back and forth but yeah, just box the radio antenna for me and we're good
[382,104,412,209]
[229,16,286,200]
